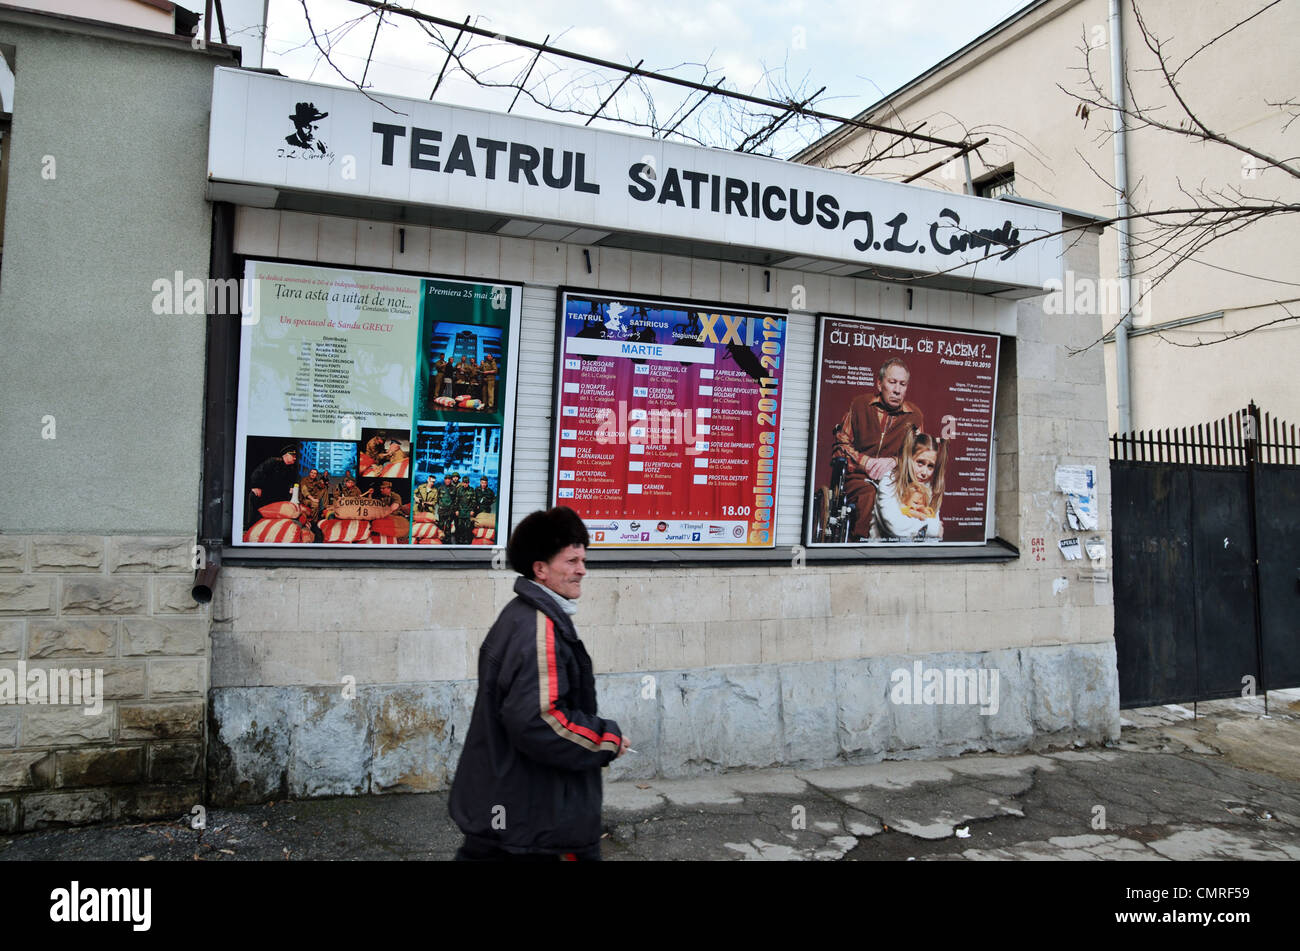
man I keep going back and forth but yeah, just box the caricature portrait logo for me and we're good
[278,101,335,162]
[603,301,632,339]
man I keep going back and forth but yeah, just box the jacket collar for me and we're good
[870,395,918,419]
[513,576,579,641]
[527,579,578,617]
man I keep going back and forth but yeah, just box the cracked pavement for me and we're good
[2,691,1298,861]
[602,690,1300,860]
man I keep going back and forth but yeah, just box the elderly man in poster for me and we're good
[831,357,927,541]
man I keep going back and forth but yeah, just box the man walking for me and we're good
[449,507,628,860]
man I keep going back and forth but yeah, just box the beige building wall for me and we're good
[799,0,1300,433]
[15,0,175,32]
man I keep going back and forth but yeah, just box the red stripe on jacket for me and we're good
[543,616,620,746]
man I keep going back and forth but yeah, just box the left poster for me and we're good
[234,261,520,548]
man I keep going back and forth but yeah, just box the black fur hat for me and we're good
[507,507,590,578]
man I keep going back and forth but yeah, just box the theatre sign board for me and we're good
[207,68,1063,291]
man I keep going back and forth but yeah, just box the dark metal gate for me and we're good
[1110,403,1300,708]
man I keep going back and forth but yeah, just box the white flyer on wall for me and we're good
[1055,464,1098,531]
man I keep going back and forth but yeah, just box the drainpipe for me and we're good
[1110,0,1134,433]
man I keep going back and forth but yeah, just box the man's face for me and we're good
[308,470,318,479]
[877,366,910,409]
[480,479,488,489]
[534,544,586,600]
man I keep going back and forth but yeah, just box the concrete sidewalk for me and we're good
[2,691,1298,861]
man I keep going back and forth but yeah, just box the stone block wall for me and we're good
[0,535,207,831]
[207,559,1118,802]
[208,640,1120,800]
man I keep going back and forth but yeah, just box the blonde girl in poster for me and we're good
[872,428,947,541]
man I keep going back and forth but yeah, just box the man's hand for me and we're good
[864,456,897,481]
[616,735,632,758]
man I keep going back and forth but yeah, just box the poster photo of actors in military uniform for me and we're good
[241,433,421,545]
[358,427,411,479]
[411,422,502,546]
[413,278,512,424]
[806,316,1001,548]
[242,436,362,543]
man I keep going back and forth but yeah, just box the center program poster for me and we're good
[234,260,521,548]
[807,315,1000,547]
[552,290,787,548]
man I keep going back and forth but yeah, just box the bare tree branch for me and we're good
[296,0,404,114]
[283,0,1296,353]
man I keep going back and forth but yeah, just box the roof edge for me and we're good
[792,0,1079,164]
[0,2,239,60]
[999,194,1108,229]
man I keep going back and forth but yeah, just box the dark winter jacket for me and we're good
[448,577,622,854]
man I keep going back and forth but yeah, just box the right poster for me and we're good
[807,316,1000,546]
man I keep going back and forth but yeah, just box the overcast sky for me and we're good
[260,0,1036,155]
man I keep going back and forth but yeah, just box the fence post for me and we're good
[1244,402,1268,709]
